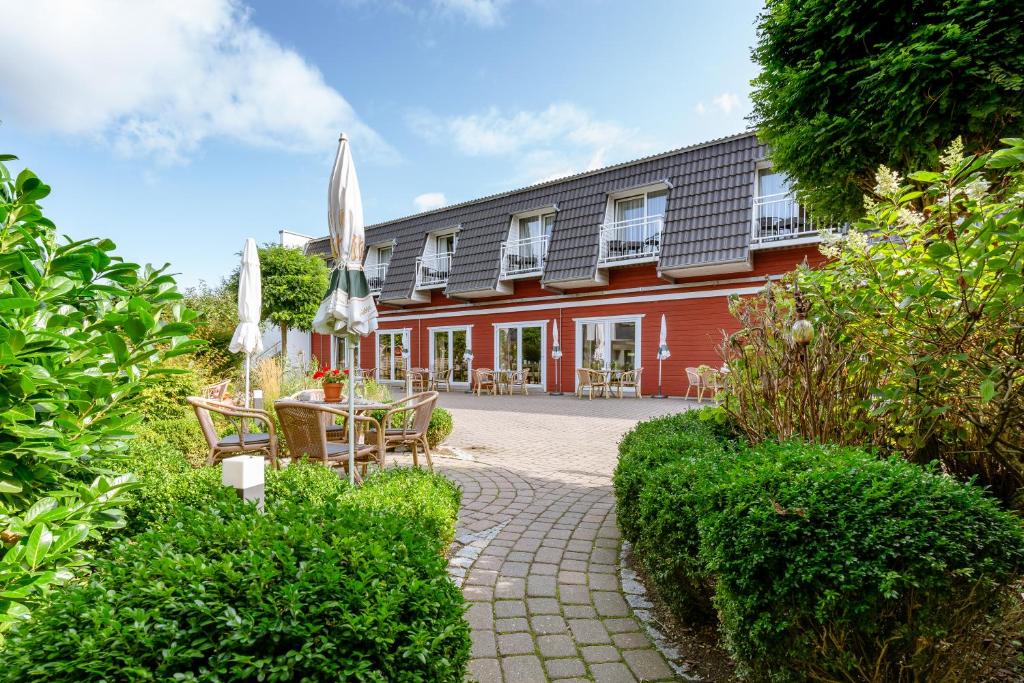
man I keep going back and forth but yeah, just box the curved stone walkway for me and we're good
[424,392,692,683]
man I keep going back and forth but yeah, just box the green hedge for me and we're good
[0,498,469,682]
[133,417,208,467]
[427,407,453,448]
[354,467,461,549]
[614,409,1024,681]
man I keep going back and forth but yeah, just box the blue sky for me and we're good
[0,0,761,288]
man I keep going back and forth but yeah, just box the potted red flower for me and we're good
[313,367,349,402]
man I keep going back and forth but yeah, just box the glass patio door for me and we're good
[579,319,639,373]
[495,324,544,386]
[430,328,469,383]
[377,330,408,382]
[332,336,360,371]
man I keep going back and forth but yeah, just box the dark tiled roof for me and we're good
[304,131,766,298]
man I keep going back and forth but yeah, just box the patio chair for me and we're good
[614,368,643,398]
[187,396,279,469]
[474,368,497,396]
[202,379,232,403]
[285,388,352,442]
[366,391,438,471]
[685,367,703,401]
[506,369,529,395]
[273,400,385,483]
[433,366,453,392]
[410,368,430,393]
[575,368,607,400]
[697,366,723,401]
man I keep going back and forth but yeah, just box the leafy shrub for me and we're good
[0,154,200,627]
[352,467,461,550]
[428,407,454,448]
[183,280,239,379]
[0,498,470,682]
[134,364,204,421]
[615,413,1024,681]
[264,460,348,507]
[134,417,208,467]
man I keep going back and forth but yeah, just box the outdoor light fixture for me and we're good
[792,318,814,346]
[221,455,265,511]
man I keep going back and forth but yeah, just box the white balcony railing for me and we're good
[598,215,663,265]
[752,192,832,243]
[500,234,549,278]
[415,251,453,289]
[365,262,387,295]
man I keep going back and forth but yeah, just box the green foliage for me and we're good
[751,0,1024,220]
[183,280,239,379]
[134,365,204,421]
[0,497,470,682]
[353,467,461,550]
[615,413,1024,681]
[803,140,1024,506]
[427,407,454,448]
[0,154,200,628]
[134,417,208,468]
[264,460,348,508]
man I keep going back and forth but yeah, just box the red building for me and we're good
[304,132,827,397]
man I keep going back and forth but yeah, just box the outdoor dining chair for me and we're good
[506,369,529,395]
[575,368,607,400]
[187,396,279,468]
[201,379,232,403]
[685,367,703,401]
[474,368,497,396]
[284,388,353,442]
[410,368,430,393]
[697,366,724,401]
[433,366,453,392]
[614,368,643,398]
[366,391,439,471]
[273,400,385,483]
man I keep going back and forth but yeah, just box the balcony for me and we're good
[415,251,453,289]
[365,262,387,295]
[500,234,548,278]
[752,192,831,244]
[598,215,663,266]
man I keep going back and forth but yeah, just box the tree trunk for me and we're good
[280,323,288,370]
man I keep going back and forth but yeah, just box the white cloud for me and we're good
[695,92,744,117]
[432,0,507,27]
[0,0,396,163]
[408,103,656,184]
[413,192,448,212]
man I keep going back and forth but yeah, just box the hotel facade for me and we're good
[299,131,828,396]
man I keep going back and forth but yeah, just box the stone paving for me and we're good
[423,392,694,683]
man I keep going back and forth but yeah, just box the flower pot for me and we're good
[323,382,343,403]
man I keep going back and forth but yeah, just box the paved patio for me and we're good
[426,392,695,683]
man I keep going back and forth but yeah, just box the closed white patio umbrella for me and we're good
[228,238,263,408]
[312,133,378,484]
[593,323,605,367]
[550,319,563,395]
[656,313,671,398]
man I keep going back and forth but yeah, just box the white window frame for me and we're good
[427,325,473,386]
[573,315,644,392]
[491,320,548,389]
[375,328,411,383]
[330,336,360,370]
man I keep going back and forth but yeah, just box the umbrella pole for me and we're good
[245,353,251,408]
[655,357,666,399]
[347,337,356,486]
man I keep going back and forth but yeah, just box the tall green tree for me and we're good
[751,0,1024,220]
[241,245,329,364]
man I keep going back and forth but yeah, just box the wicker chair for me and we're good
[697,365,723,401]
[273,400,384,483]
[187,397,279,468]
[474,368,497,396]
[614,368,643,398]
[285,388,350,442]
[575,368,607,400]
[433,366,453,392]
[367,391,439,471]
[685,367,703,401]
[410,368,430,393]
[201,379,232,403]
[506,369,529,395]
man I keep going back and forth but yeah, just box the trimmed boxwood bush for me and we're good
[134,417,208,467]
[0,498,470,682]
[614,409,1024,681]
[427,407,454,448]
[355,467,461,549]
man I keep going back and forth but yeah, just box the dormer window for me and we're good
[416,227,458,289]
[599,187,667,265]
[752,167,817,244]
[364,243,392,295]
[500,209,555,279]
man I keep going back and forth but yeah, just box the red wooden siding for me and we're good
[310,245,822,396]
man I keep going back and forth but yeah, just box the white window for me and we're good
[377,245,393,265]
[614,189,667,224]
[331,336,360,371]
[429,326,472,384]
[574,316,643,391]
[494,321,546,388]
[376,330,409,382]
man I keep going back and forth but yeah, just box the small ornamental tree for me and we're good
[751,0,1024,221]
[235,245,328,364]
[0,154,200,629]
